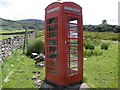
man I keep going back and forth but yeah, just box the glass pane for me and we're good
[69,17,79,24]
[70,61,78,68]
[48,67,57,74]
[48,54,57,60]
[70,54,78,60]
[48,17,58,24]
[70,20,77,24]
[69,68,78,75]
[70,68,78,74]
[70,24,78,31]
[48,47,57,53]
[47,32,57,38]
[48,60,57,67]
[70,31,78,38]
[70,47,78,52]
[47,24,58,31]
[48,39,57,45]
[70,39,78,45]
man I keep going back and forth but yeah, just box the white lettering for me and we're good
[64,6,80,12]
[47,7,60,13]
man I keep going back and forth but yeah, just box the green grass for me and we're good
[2,49,45,88]
[0,30,34,33]
[0,35,23,40]
[1,42,118,88]
[83,31,118,41]
[84,42,118,88]
[0,30,34,40]
[1,30,118,88]
[27,36,44,56]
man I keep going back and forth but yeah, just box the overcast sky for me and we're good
[0,0,119,25]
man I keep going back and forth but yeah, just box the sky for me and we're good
[0,0,119,25]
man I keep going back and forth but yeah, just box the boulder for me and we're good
[32,71,40,74]
[0,58,3,63]
[34,54,45,64]
[80,83,89,89]
[34,80,41,86]
[31,53,39,58]
[32,76,38,80]
[36,63,45,67]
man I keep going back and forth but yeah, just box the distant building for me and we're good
[102,20,107,25]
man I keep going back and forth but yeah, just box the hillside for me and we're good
[84,24,120,33]
[0,17,119,33]
[0,18,44,30]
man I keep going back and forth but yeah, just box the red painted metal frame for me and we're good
[44,2,83,86]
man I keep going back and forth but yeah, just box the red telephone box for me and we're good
[44,2,83,87]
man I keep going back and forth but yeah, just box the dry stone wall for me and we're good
[0,32,36,62]
[0,36,24,62]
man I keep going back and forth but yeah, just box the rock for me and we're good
[0,35,33,62]
[0,59,3,63]
[34,55,45,64]
[31,53,39,58]
[34,55,45,61]
[32,71,40,74]
[80,83,89,89]
[32,76,38,80]
[2,48,5,51]
[40,82,89,89]
[36,63,45,67]
[34,80,41,86]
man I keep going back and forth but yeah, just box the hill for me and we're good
[0,18,119,33]
[0,18,44,30]
[84,24,120,33]
[19,19,43,22]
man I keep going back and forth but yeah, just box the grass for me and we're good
[83,31,118,41]
[0,30,34,33]
[1,42,118,88]
[0,35,23,40]
[27,36,44,56]
[2,49,45,88]
[1,30,118,88]
[0,29,34,40]
[84,42,118,88]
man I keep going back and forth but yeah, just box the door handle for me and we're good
[65,40,69,44]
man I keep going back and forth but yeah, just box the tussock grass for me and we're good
[26,36,44,56]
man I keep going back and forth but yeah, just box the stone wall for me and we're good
[0,36,24,62]
[0,32,36,62]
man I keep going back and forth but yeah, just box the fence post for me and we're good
[23,27,28,54]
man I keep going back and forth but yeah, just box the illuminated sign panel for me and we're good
[64,6,80,12]
[47,7,60,13]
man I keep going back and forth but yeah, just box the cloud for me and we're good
[0,0,119,25]
[0,0,13,7]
